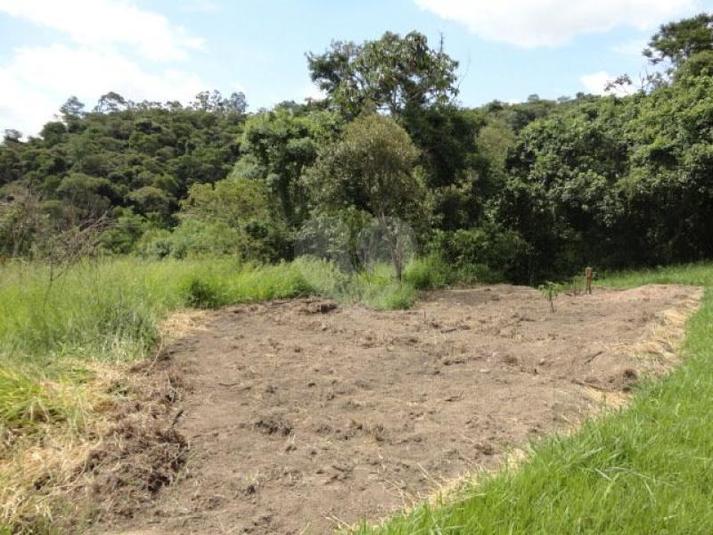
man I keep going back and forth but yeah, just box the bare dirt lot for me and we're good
[101,284,701,534]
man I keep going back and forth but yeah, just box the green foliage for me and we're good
[183,277,225,309]
[403,254,452,290]
[537,281,561,312]
[180,176,271,225]
[501,63,713,278]
[363,281,416,310]
[431,223,528,282]
[308,114,426,280]
[0,91,245,256]
[295,208,374,273]
[167,220,244,258]
[308,114,423,219]
[99,208,149,254]
[235,104,342,226]
[0,187,47,257]
[307,31,458,117]
[171,177,289,261]
[645,13,713,70]
[2,13,713,283]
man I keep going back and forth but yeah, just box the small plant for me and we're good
[183,277,223,309]
[538,281,561,312]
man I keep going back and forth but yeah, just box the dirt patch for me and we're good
[74,358,189,521]
[99,285,701,534]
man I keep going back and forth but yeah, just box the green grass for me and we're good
[356,261,713,534]
[0,256,433,431]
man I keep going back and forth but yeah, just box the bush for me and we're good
[135,228,173,259]
[183,277,225,309]
[404,254,453,289]
[363,282,416,310]
[431,223,528,281]
[169,220,243,259]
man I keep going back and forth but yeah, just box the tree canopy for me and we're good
[2,14,713,282]
[307,31,458,117]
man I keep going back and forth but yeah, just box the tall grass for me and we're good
[356,261,713,534]
[0,255,453,430]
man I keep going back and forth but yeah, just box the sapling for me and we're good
[538,281,561,312]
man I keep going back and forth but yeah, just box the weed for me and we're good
[183,277,224,309]
[537,281,561,312]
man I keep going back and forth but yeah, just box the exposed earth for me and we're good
[97,284,701,534]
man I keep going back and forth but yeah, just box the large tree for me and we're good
[307,31,458,118]
[645,13,713,69]
[307,114,425,279]
[233,103,342,227]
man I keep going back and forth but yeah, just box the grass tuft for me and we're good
[0,369,71,430]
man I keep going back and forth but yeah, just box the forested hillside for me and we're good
[2,14,713,282]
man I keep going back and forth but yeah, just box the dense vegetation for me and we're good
[3,15,713,283]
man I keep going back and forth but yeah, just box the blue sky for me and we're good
[1,0,712,135]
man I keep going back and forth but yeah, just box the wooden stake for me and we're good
[585,267,593,295]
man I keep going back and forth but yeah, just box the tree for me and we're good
[56,173,118,219]
[59,96,86,120]
[307,31,458,117]
[0,186,46,257]
[645,13,713,69]
[191,90,247,115]
[234,104,342,226]
[177,177,288,261]
[3,130,22,143]
[39,122,68,147]
[127,186,174,222]
[307,114,425,280]
[94,91,128,113]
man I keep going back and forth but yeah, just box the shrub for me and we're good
[135,228,173,259]
[431,223,528,281]
[404,254,453,289]
[364,282,416,310]
[182,276,226,309]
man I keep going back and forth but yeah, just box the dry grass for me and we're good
[0,325,189,533]
[0,361,119,532]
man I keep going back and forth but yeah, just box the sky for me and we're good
[1,0,712,136]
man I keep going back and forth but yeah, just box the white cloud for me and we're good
[0,0,215,135]
[580,70,634,96]
[303,82,326,102]
[179,0,221,14]
[0,44,205,135]
[0,0,204,61]
[612,38,649,56]
[415,0,701,47]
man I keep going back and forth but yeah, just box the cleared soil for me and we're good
[101,284,701,534]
